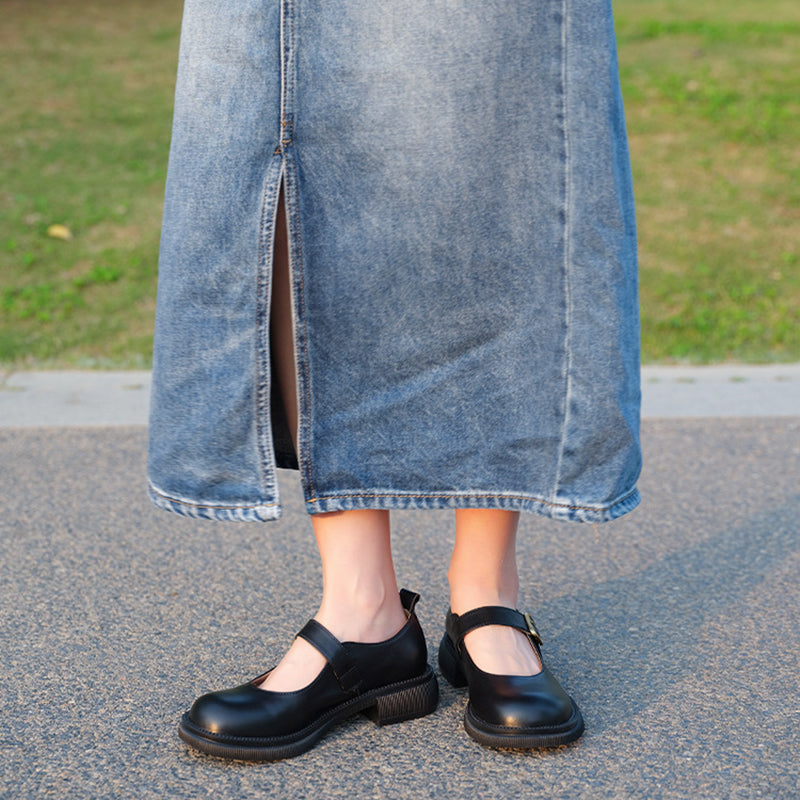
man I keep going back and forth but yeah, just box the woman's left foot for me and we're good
[438,606,584,749]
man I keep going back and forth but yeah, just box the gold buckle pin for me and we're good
[523,612,543,646]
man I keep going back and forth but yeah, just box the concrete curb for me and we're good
[1,364,799,427]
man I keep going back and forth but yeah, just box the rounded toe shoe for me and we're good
[178,589,439,761]
[438,606,584,749]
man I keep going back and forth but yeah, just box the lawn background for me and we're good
[2,0,798,368]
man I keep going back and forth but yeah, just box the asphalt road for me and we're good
[1,419,799,799]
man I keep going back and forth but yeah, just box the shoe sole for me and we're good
[464,700,584,749]
[177,666,439,762]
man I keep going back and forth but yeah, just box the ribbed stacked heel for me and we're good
[437,634,468,688]
[363,667,439,726]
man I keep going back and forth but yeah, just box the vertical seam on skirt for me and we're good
[255,154,284,505]
[280,0,291,146]
[281,0,295,147]
[281,0,315,499]
[553,0,574,501]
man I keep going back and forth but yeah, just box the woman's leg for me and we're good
[263,186,405,692]
[448,509,542,675]
[260,509,406,691]
[269,183,298,443]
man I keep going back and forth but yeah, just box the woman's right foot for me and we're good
[258,588,408,691]
[178,590,438,761]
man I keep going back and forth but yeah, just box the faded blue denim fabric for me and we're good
[148,0,641,524]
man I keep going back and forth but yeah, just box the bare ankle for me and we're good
[448,573,520,615]
[317,580,405,643]
[448,508,521,614]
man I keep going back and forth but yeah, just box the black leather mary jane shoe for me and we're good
[438,606,584,749]
[178,589,439,761]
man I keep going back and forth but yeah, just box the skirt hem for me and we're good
[148,482,639,525]
[305,487,640,524]
[147,482,281,522]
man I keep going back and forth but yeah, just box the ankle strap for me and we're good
[294,589,421,693]
[296,619,362,692]
[446,606,543,653]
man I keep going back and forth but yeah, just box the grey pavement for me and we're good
[1,374,799,798]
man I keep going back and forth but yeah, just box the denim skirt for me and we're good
[148,0,642,524]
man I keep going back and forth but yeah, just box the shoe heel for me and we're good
[437,633,468,688]
[364,668,439,726]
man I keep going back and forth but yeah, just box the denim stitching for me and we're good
[255,156,283,507]
[306,487,639,513]
[283,0,295,146]
[279,0,290,147]
[149,483,278,511]
[286,152,315,500]
[281,0,316,500]
[552,0,573,504]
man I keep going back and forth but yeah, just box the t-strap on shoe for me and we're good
[179,589,439,761]
[438,606,584,748]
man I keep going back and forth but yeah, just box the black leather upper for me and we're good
[188,589,429,741]
[442,606,577,732]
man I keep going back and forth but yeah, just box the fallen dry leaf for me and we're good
[46,223,73,241]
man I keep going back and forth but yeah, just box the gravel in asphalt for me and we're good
[1,420,799,798]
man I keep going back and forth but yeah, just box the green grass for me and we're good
[615,0,800,362]
[1,0,799,366]
[0,0,181,367]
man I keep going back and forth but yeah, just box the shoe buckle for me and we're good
[523,612,543,646]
